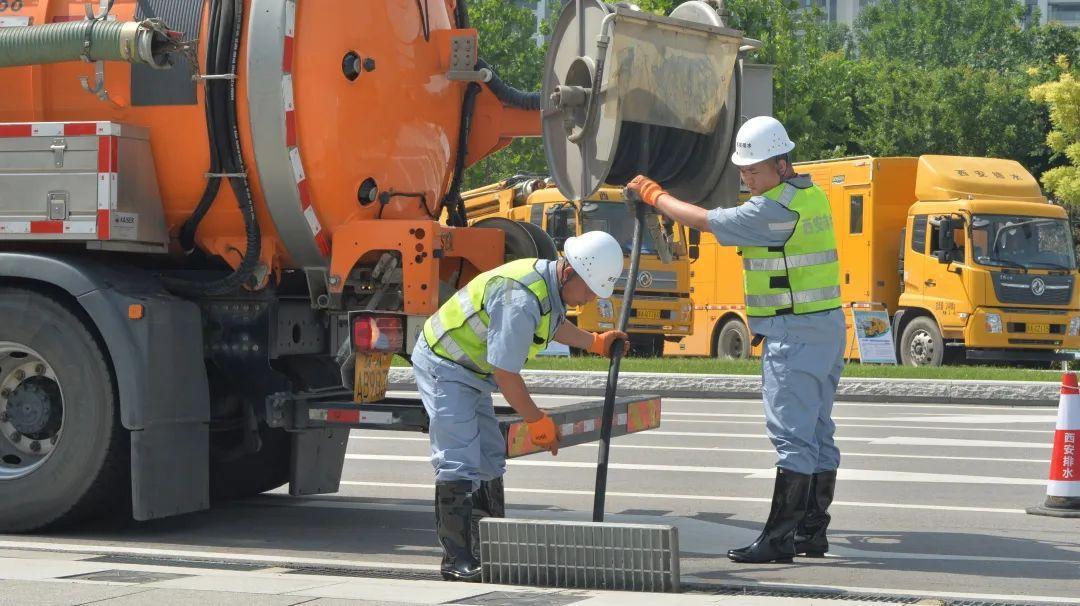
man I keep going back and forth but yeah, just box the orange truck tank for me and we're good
[0,1,747,531]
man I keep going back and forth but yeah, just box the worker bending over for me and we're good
[413,231,628,581]
[628,116,844,564]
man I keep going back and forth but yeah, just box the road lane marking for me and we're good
[344,454,1047,485]
[661,418,1051,434]
[346,435,1049,463]
[282,482,1030,514]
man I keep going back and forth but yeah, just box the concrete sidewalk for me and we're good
[389,368,1062,406]
[0,546,911,606]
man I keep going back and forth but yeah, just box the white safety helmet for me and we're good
[563,231,624,298]
[730,116,795,167]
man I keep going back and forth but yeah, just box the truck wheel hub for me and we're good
[910,331,935,362]
[6,378,61,438]
[0,344,63,477]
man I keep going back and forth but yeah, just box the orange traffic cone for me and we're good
[1028,372,1080,518]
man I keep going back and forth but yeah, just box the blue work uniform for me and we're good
[706,175,846,474]
[412,260,566,486]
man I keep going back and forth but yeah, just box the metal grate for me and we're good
[84,555,270,572]
[479,518,679,592]
[60,569,191,584]
[686,583,1068,606]
[284,565,441,582]
[446,590,588,606]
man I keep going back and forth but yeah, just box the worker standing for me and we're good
[627,116,844,564]
[413,231,628,582]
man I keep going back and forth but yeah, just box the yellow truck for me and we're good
[666,155,1080,366]
[462,177,693,356]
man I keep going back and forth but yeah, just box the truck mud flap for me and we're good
[266,390,662,458]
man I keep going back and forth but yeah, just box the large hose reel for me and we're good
[542,1,748,209]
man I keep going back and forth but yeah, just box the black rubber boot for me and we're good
[435,481,482,582]
[728,468,812,564]
[795,470,837,557]
[470,476,506,561]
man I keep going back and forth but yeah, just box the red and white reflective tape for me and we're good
[1048,373,1080,497]
[557,413,629,439]
[699,304,745,311]
[0,122,118,239]
[281,0,329,257]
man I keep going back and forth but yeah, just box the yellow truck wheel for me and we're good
[715,318,750,360]
[900,316,944,367]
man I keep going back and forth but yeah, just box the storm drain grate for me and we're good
[447,590,588,606]
[85,555,271,572]
[479,518,679,592]
[284,565,441,582]
[686,583,1069,606]
[61,569,191,584]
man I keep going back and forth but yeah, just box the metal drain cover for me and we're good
[61,569,192,584]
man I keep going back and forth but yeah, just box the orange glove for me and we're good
[626,175,666,207]
[589,331,629,358]
[527,413,559,454]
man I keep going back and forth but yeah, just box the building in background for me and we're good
[514,0,556,45]
[1026,1,1080,26]
[800,0,1080,28]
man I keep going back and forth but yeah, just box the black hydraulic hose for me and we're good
[593,127,650,522]
[167,0,261,295]
[179,0,223,252]
[443,82,482,227]
[476,57,542,111]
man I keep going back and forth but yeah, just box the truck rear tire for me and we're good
[716,318,750,359]
[900,316,944,367]
[209,424,290,501]
[0,287,127,532]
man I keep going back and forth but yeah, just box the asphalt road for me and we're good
[2,392,1077,604]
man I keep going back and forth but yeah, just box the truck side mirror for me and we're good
[934,217,955,263]
[689,229,701,246]
[689,245,700,260]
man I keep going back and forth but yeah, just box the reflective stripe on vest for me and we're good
[422,258,554,375]
[742,249,839,271]
[738,179,842,317]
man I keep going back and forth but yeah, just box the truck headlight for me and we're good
[680,303,691,321]
[985,313,1003,334]
[1070,317,1080,337]
[597,299,614,319]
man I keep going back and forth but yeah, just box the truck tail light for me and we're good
[352,314,404,353]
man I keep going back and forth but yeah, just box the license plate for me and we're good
[637,309,661,321]
[354,352,393,403]
[1029,323,1050,335]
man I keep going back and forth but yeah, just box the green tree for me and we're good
[855,0,1028,71]
[463,0,549,190]
[1031,58,1080,204]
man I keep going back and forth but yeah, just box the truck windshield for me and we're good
[970,214,1076,270]
[579,202,657,255]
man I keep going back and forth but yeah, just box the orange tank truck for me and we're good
[0,1,746,531]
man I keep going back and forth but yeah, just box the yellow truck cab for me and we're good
[667,155,1080,365]
[461,177,693,356]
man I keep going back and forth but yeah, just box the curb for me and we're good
[388,368,1061,406]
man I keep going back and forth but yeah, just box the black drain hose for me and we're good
[593,128,649,522]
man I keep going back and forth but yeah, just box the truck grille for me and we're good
[616,270,678,291]
[992,273,1073,305]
